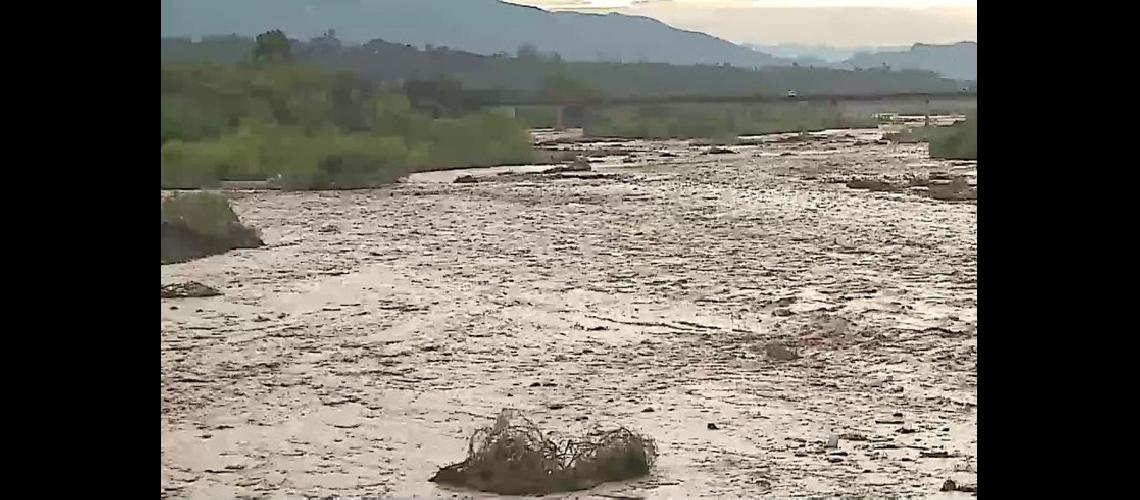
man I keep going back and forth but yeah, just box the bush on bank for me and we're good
[161,62,535,190]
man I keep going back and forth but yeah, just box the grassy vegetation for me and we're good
[583,102,878,141]
[884,114,977,159]
[161,191,247,238]
[161,192,263,264]
[161,59,535,190]
[883,127,932,144]
[928,115,977,160]
[513,106,560,129]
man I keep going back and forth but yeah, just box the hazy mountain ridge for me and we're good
[742,42,976,81]
[841,42,976,81]
[161,0,793,68]
[744,43,913,64]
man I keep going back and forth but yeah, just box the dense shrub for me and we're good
[928,114,977,160]
[161,140,229,189]
[423,112,534,168]
[513,106,559,129]
[162,61,536,189]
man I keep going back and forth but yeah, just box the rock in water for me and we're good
[161,192,263,265]
[161,281,221,299]
[817,316,851,337]
[568,156,592,171]
[764,342,800,361]
[846,178,897,192]
[927,176,977,201]
[826,434,839,449]
[542,156,593,174]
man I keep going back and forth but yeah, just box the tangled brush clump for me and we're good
[430,409,657,495]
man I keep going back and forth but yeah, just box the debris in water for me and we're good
[543,156,593,174]
[161,282,222,299]
[430,409,657,495]
[764,342,800,361]
[941,479,977,492]
[826,434,839,448]
[846,178,897,192]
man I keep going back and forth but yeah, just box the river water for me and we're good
[162,127,977,498]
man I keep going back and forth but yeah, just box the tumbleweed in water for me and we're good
[430,408,657,495]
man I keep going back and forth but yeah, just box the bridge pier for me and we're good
[555,105,566,131]
[829,98,843,128]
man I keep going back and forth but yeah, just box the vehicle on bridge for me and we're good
[875,112,899,123]
[786,90,798,99]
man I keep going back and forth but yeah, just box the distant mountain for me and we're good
[744,43,912,64]
[841,42,976,81]
[161,0,792,68]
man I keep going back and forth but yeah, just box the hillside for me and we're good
[162,35,970,98]
[842,42,976,81]
[161,0,791,68]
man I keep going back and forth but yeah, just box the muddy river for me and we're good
[161,128,977,498]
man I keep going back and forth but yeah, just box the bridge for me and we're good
[491,91,976,107]
[485,91,977,130]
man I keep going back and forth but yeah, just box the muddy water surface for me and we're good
[161,128,977,498]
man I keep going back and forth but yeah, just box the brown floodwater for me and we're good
[161,128,977,498]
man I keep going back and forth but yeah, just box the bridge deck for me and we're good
[492,91,976,107]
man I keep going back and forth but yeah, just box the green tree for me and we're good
[253,30,292,64]
[540,73,594,103]
[516,43,539,62]
[330,72,374,131]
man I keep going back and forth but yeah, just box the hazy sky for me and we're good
[513,0,977,47]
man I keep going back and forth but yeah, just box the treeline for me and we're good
[584,103,878,142]
[161,31,534,190]
[162,33,969,99]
